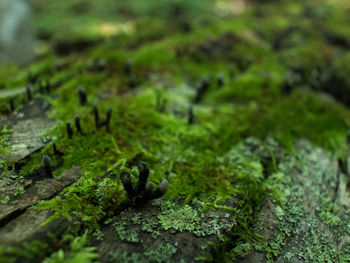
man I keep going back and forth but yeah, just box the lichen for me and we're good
[157,203,235,238]
[144,243,178,263]
[158,205,199,232]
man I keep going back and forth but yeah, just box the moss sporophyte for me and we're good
[42,155,53,177]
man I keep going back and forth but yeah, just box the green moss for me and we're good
[41,232,98,263]
[0,241,49,263]
[19,142,59,177]
[35,176,123,229]
[0,125,12,156]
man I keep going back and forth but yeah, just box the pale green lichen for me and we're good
[108,251,147,263]
[113,220,140,243]
[158,205,199,232]
[144,243,178,263]
[260,140,345,262]
[155,200,236,238]
[140,218,161,239]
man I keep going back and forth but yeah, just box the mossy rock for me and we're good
[1,0,350,262]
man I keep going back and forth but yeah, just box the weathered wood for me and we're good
[0,209,68,246]
[0,98,55,161]
[238,140,350,262]
[0,166,81,227]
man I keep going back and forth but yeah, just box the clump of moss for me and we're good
[0,125,12,156]
[41,232,98,263]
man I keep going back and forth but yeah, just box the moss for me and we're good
[19,142,59,177]
[41,232,98,263]
[0,230,100,263]
[35,175,123,229]
[0,241,49,263]
[35,88,267,228]
[0,125,12,155]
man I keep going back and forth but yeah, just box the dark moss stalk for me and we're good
[93,103,100,130]
[74,116,83,134]
[53,143,58,155]
[120,171,136,198]
[135,161,149,193]
[144,181,154,200]
[42,155,52,177]
[77,86,87,106]
[92,105,113,131]
[129,74,137,89]
[9,98,14,111]
[26,86,32,101]
[28,71,39,84]
[217,72,225,88]
[66,122,73,139]
[188,105,194,125]
[194,77,210,103]
[106,106,113,131]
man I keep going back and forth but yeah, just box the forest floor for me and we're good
[1,0,350,262]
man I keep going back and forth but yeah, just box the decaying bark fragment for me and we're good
[0,166,81,227]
